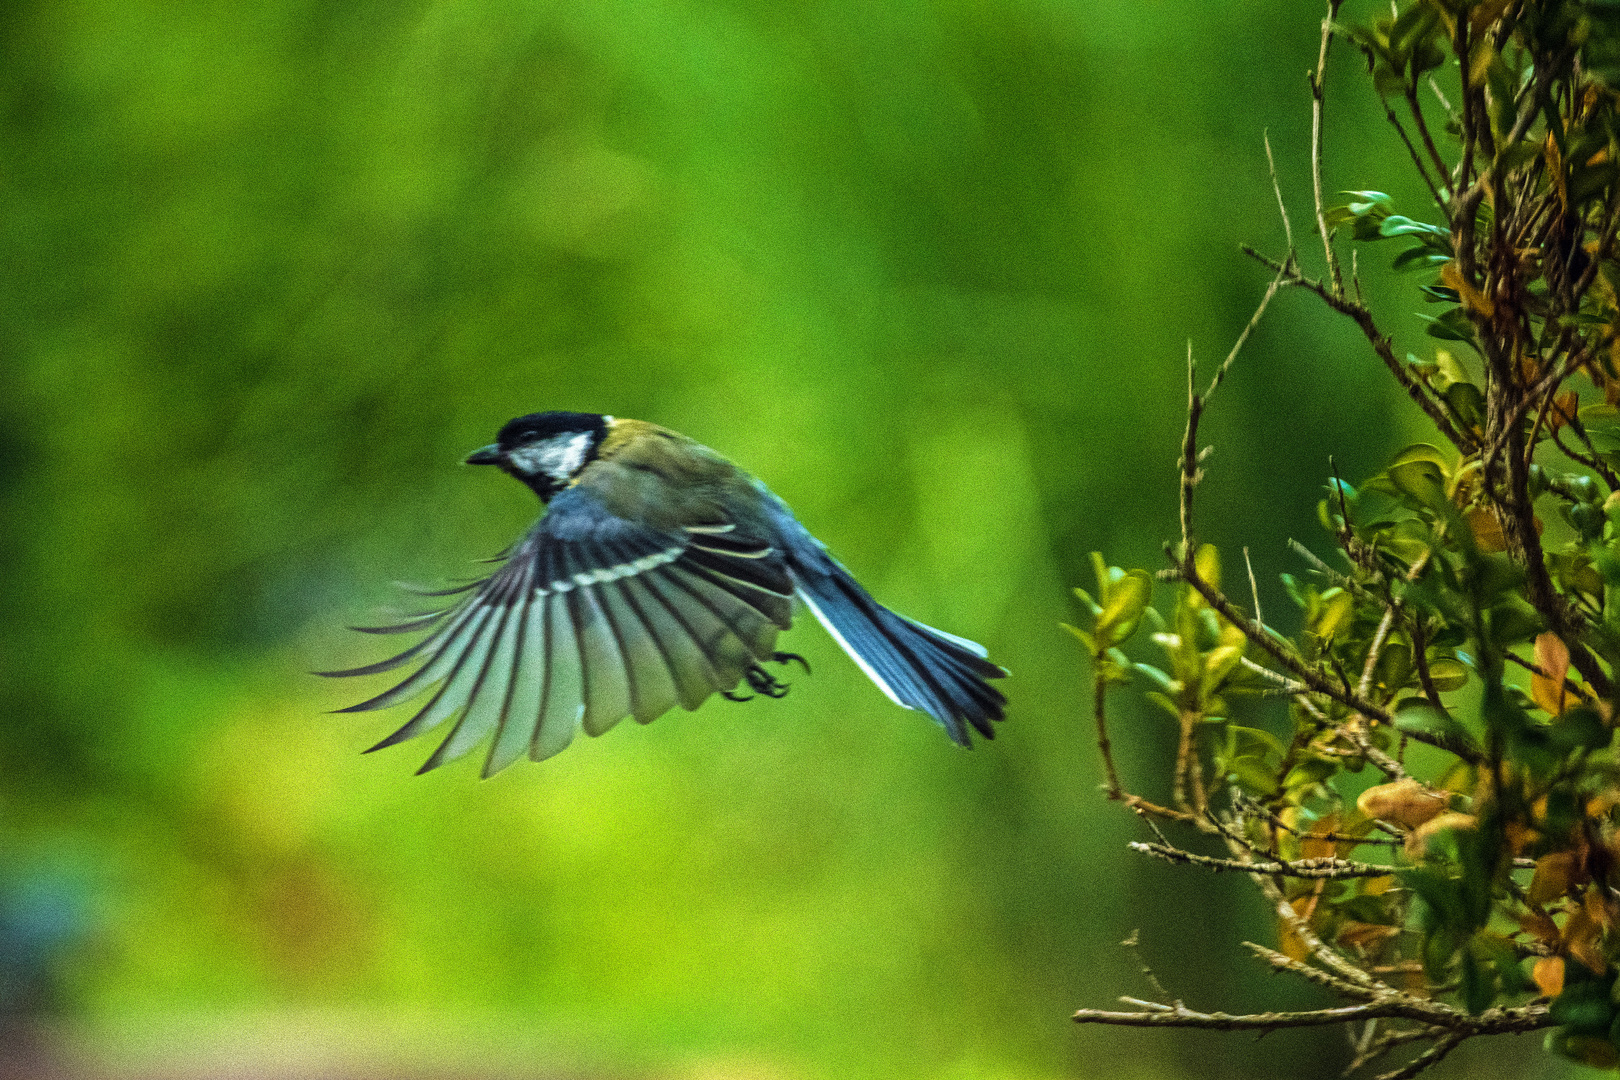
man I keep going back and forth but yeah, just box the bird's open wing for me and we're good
[321,486,794,776]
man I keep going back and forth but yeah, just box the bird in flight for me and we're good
[323,412,1007,776]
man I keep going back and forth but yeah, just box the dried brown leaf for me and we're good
[1405,812,1477,858]
[1358,779,1449,829]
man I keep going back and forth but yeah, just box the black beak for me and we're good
[465,444,505,466]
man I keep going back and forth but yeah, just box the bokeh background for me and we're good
[0,1,1574,1078]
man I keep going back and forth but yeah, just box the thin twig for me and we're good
[1244,546,1265,629]
[1384,99,1445,211]
[1347,1026,1447,1075]
[1375,1031,1465,1080]
[1264,129,1295,255]
[1310,0,1347,296]
[1120,930,1174,1002]
[1358,607,1396,701]
[1244,942,1384,1001]
[1094,668,1125,799]
[1242,246,1472,450]
[1072,998,1550,1034]
[1130,841,1401,879]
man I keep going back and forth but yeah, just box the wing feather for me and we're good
[363,600,504,752]
[616,575,717,711]
[483,572,545,777]
[418,559,537,773]
[570,585,632,737]
[662,564,782,664]
[330,482,797,772]
[533,590,583,761]
[597,580,679,724]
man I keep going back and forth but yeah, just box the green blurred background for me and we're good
[0,1,1572,1077]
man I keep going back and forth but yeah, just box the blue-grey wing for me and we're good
[322,485,793,776]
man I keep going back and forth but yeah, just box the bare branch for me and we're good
[1264,130,1295,255]
[1310,0,1347,295]
[1130,841,1401,879]
[1241,245,1472,451]
[1375,1032,1465,1080]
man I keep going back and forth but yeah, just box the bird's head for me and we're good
[466,411,610,501]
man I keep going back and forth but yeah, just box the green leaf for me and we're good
[1132,663,1176,695]
[1387,458,1451,513]
[1061,623,1096,655]
[1342,190,1394,215]
[1280,573,1313,611]
[1419,307,1476,343]
[1552,706,1613,753]
[1393,246,1452,271]
[1443,382,1486,430]
[1225,755,1280,797]
[1378,215,1449,240]
[1424,658,1470,692]
[1315,587,1355,641]
[1394,700,1480,755]
[1228,725,1286,759]
[1095,568,1153,646]
[1551,980,1619,1035]
[1494,140,1544,172]
[1203,643,1245,691]
[1283,756,1337,791]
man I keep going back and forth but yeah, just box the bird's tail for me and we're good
[789,554,1007,746]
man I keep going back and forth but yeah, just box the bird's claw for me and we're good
[721,652,811,702]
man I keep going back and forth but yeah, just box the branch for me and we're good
[1130,841,1401,879]
[1073,997,1549,1035]
[1310,0,1347,296]
[1244,941,1386,1001]
[1376,1032,1465,1080]
[1242,245,1472,451]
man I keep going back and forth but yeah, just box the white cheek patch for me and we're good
[508,432,592,482]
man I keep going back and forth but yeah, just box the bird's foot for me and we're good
[721,652,811,701]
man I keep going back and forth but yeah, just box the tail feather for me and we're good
[792,563,1006,746]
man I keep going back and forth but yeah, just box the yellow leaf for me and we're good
[1315,588,1354,642]
[1533,955,1566,998]
[1528,851,1578,907]
[1470,0,1511,34]
[1566,897,1607,974]
[1466,507,1507,552]
[1300,813,1339,861]
[1467,43,1495,89]
[1277,918,1309,962]
[1547,133,1568,213]
[1587,883,1615,931]
[1363,874,1396,896]
[1589,789,1620,818]
[1533,632,1571,717]
[1504,820,1542,857]
[1441,260,1495,318]
[1547,391,1579,432]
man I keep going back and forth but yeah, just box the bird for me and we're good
[322,411,1007,776]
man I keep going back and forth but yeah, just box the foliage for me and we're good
[1074,1,1620,1076]
[6,1,1377,1077]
